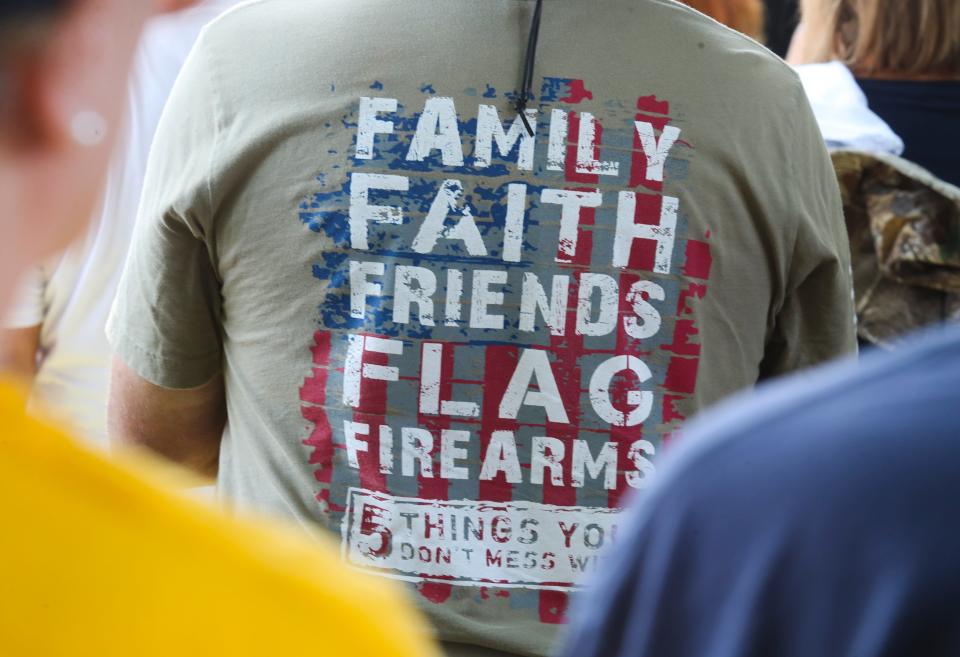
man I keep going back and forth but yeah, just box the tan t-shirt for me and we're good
[108,1,855,655]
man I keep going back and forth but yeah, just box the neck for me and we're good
[0,159,35,320]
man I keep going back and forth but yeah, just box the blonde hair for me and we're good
[685,0,765,42]
[801,0,960,76]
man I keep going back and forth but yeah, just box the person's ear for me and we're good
[0,0,172,273]
[33,0,162,149]
[16,6,113,154]
[9,0,196,153]
[1,0,155,259]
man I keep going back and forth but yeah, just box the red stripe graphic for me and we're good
[479,346,521,503]
[301,331,341,511]
[352,335,389,493]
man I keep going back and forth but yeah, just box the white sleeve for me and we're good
[3,266,47,329]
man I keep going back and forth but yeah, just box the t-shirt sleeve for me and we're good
[106,38,223,390]
[4,267,46,329]
[759,80,857,379]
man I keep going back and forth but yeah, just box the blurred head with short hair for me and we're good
[798,0,960,77]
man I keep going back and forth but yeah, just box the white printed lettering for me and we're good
[356,97,397,159]
[348,172,409,251]
[474,104,537,171]
[406,97,465,166]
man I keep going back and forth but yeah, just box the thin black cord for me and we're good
[515,0,544,137]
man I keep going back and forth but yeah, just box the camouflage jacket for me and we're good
[833,150,960,347]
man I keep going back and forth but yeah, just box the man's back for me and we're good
[109,1,854,654]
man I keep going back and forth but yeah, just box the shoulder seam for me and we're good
[652,0,791,70]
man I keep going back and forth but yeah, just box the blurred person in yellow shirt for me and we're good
[0,1,438,655]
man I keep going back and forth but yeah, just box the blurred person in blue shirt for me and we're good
[561,322,960,657]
